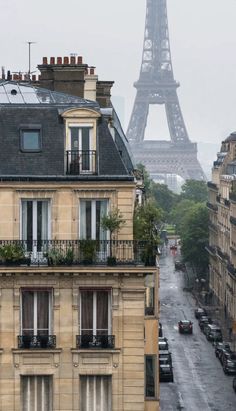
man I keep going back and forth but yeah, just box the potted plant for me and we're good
[47,248,64,266]
[80,240,97,265]
[101,208,125,265]
[0,243,30,266]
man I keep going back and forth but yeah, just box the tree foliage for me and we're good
[133,201,163,244]
[180,179,208,203]
[180,203,209,274]
[169,199,196,234]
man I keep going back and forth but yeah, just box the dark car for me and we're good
[223,354,236,375]
[159,339,169,351]
[233,377,236,392]
[159,323,163,337]
[205,325,222,342]
[215,342,231,358]
[178,320,193,334]
[159,350,172,365]
[219,347,233,365]
[194,307,207,319]
[199,317,212,331]
[170,244,177,250]
[159,363,174,382]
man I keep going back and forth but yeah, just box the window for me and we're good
[69,126,93,172]
[22,376,52,411]
[80,200,108,240]
[21,200,50,251]
[80,375,112,411]
[21,290,52,336]
[145,274,155,316]
[145,355,156,398]
[20,127,42,152]
[80,290,111,336]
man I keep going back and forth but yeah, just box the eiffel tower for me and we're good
[127,0,205,182]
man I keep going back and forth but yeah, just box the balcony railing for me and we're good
[66,150,97,175]
[76,334,115,349]
[206,202,218,212]
[0,240,156,267]
[18,335,56,349]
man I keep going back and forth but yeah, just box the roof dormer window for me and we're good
[20,125,42,152]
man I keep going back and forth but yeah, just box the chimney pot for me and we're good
[57,57,62,64]
[19,74,22,81]
[77,56,83,64]
[70,56,76,64]
[50,57,55,65]
[90,67,95,75]
[32,74,36,81]
[64,56,69,64]
[43,57,48,65]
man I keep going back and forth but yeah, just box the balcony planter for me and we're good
[107,256,117,266]
[0,243,29,266]
[80,240,97,265]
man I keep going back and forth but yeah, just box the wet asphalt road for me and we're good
[159,246,236,411]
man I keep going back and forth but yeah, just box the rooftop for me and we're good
[0,81,98,108]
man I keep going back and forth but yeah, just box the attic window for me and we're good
[20,126,42,152]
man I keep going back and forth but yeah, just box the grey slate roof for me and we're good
[0,81,134,180]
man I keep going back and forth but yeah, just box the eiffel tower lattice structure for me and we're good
[127,0,205,181]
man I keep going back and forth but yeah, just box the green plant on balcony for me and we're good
[80,240,97,265]
[0,243,30,265]
[101,208,125,265]
[47,249,64,266]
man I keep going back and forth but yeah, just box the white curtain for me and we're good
[80,376,112,411]
[22,376,52,411]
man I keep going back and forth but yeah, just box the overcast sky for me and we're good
[1,0,236,148]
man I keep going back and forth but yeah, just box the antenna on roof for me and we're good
[26,41,36,81]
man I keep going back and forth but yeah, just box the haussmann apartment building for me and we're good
[0,56,160,411]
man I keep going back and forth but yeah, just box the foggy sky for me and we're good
[1,0,236,148]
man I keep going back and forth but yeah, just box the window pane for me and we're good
[145,356,155,397]
[22,376,52,411]
[81,291,93,333]
[85,201,92,239]
[22,130,40,150]
[97,291,108,334]
[80,376,111,411]
[22,291,34,334]
[71,127,79,149]
[37,292,49,334]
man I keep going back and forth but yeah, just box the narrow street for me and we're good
[159,246,236,411]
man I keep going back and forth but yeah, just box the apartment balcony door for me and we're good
[21,290,52,337]
[21,200,50,256]
[70,126,92,172]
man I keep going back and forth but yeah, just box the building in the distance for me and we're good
[0,57,159,411]
[207,132,236,328]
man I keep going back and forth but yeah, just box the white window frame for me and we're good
[80,290,112,335]
[20,290,53,335]
[69,124,93,173]
[20,199,51,241]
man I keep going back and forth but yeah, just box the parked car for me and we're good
[205,324,223,342]
[170,244,177,250]
[159,338,169,351]
[194,307,207,319]
[159,363,174,382]
[178,320,193,334]
[215,342,231,358]
[159,323,163,337]
[219,347,233,365]
[233,377,236,392]
[199,317,212,331]
[223,354,236,375]
[159,350,172,365]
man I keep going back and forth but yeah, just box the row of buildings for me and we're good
[0,57,160,410]
[207,133,236,332]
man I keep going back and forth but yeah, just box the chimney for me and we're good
[84,68,98,101]
[7,70,11,81]
[96,81,114,108]
[63,56,69,64]
[32,75,36,81]
[43,57,48,65]
[57,57,62,65]
[70,56,76,64]
[77,56,83,64]
[50,57,55,65]
[1,66,5,79]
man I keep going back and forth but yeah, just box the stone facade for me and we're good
[0,79,159,410]
[207,132,236,324]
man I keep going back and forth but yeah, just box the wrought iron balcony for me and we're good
[18,335,56,349]
[76,334,115,349]
[206,202,218,212]
[66,150,97,175]
[0,240,156,267]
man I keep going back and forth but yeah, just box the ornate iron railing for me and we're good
[0,240,156,266]
[18,335,56,349]
[76,334,115,349]
[66,150,97,174]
